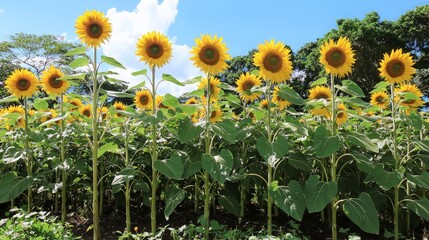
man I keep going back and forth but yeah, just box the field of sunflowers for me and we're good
[1,8,429,240]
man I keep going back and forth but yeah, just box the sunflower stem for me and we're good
[124,119,131,235]
[330,74,338,240]
[60,93,67,224]
[390,83,400,240]
[203,73,212,240]
[266,81,273,236]
[150,65,158,236]
[24,97,33,212]
[91,46,101,240]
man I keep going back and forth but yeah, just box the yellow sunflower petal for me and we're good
[379,49,416,84]
[75,10,112,48]
[136,31,173,68]
[272,86,291,110]
[5,69,39,98]
[308,86,332,116]
[41,66,68,96]
[198,76,221,102]
[319,37,355,78]
[135,90,153,110]
[370,91,389,109]
[190,34,231,74]
[394,84,424,108]
[236,72,262,102]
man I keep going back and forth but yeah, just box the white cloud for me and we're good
[103,0,201,96]
[0,9,4,14]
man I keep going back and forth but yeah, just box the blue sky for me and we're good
[0,0,427,94]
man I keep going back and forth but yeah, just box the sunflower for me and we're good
[185,97,198,105]
[135,90,153,110]
[6,105,25,128]
[379,49,415,84]
[201,105,222,123]
[370,91,389,109]
[156,95,169,109]
[5,69,39,98]
[136,31,172,68]
[40,66,68,95]
[79,105,92,118]
[198,76,221,102]
[272,86,291,110]
[394,84,424,108]
[75,10,112,48]
[319,37,355,77]
[260,99,270,110]
[335,104,348,125]
[113,101,126,117]
[308,86,332,116]
[41,109,59,125]
[100,106,109,120]
[190,34,231,74]
[64,97,83,110]
[253,39,293,83]
[236,72,262,102]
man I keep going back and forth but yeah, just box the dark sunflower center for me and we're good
[210,111,217,119]
[242,80,254,91]
[376,96,385,103]
[16,79,30,91]
[49,75,63,88]
[83,109,91,117]
[199,46,220,66]
[115,106,125,111]
[337,112,344,118]
[386,60,405,78]
[147,44,164,59]
[140,95,149,105]
[315,93,329,99]
[71,101,80,107]
[276,96,283,102]
[188,100,196,104]
[88,23,103,38]
[402,93,416,104]
[263,53,282,73]
[326,49,346,68]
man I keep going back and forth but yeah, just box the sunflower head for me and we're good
[379,49,415,84]
[41,109,59,125]
[135,90,153,110]
[41,66,68,96]
[99,106,109,120]
[319,37,355,78]
[75,10,112,48]
[260,99,270,110]
[200,105,222,123]
[190,34,231,74]
[198,76,221,102]
[394,84,424,108]
[5,105,25,129]
[113,101,126,117]
[79,105,92,118]
[370,91,389,109]
[236,72,262,102]
[155,95,169,109]
[136,31,173,68]
[253,39,293,83]
[308,86,332,116]
[185,97,198,105]
[333,103,348,125]
[64,96,83,111]
[5,69,39,98]
[272,86,291,110]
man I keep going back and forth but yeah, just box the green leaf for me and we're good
[105,90,134,99]
[183,76,202,85]
[407,172,429,190]
[305,175,337,213]
[0,95,18,104]
[162,74,185,86]
[313,126,341,158]
[202,149,234,184]
[176,105,198,116]
[342,192,379,234]
[64,46,87,56]
[162,94,180,108]
[212,119,237,143]
[154,152,184,180]
[354,152,374,174]
[39,113,69,127]
[367,164,402,191]
[310,77,327,86]
[288,151,312,171]
[416,140,429,152]
[164,186,186,220]
[101,55,126,69]
[219,195,241,217]
[405,112,423,130]
[33,98,49,110]
[111,167,138,194]
[97,142,120,158]
[338,80,365,97]
[2,145,25,164]
[407,197,429,221]
[370,81,390,94]
[0,172,33,204]
[177,119,203,144]
[69,57,89,69]
[126,81,146,92]
[270,180,306,221]
[347,132,379,153]
[131,69,147,76]
[224,94,241,107]
[278,85,305,105]
[182,153,202,179]
[256,135,289,167]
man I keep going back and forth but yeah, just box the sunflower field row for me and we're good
[1,9,429,240]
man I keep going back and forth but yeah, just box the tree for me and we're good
[215,49,258,87]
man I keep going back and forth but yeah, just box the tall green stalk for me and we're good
[266,81,273,236]
[124,119,131,234]
[24,97,32,212]
[391,83,399,240]
[91,47,101,240]
[150,65,158,235]
[330,74,338,240]
[203,73,212,240]
[60,93,67,223]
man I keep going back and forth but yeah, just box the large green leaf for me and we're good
[97,142,120,158]
[270,180,306,221]
[212,119,237,143]
[405,112,423,130]
[313,126,341,158]
[0,95,18,104]
[288,151,312,171]
[111,167,138,194]
[64,46,87,56]
[407,172,429,190]
[347,132,379,153]
[69,57,89,68]
[305,175,337,213]
[337,80,365,97]
[416,140,429,152]
[154,153,184,180]
[202,149,234,184]
[219,195,240,217]
[0,172,33,204]
[2,145,25,164]
[182,153,202,179]
[342,192,379,234]
[162,94,180,108]
[353,152,374,174]
[367,164,402,191]
[310,77,327,86]
[101,55,126,69]
[177,119,203,144]
[164,186,186,220]
[256,135,289,167]
[131,69,147,76]
[278,85,305,105]
[162,74,185,86]
[407,197,429,221]
[370,81,390,94]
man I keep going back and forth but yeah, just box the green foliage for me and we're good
[342,192,380,234]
